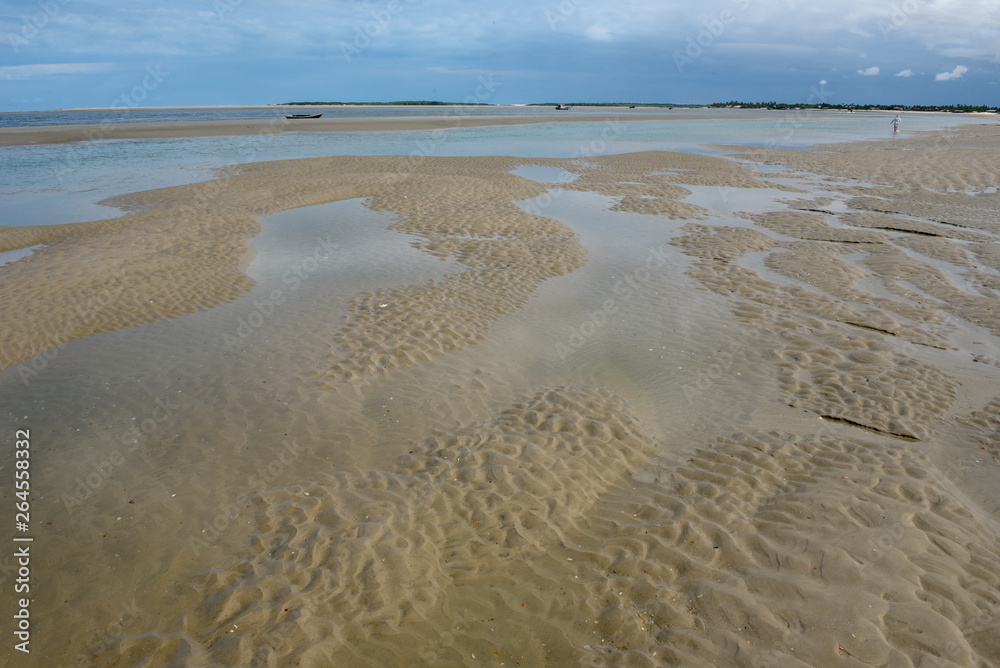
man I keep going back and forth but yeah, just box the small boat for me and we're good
[555,104,571,110]
[285,113,323,119]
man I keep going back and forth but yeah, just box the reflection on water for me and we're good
[510,163,578,183]
[0,244,40,266]
[2,112,993,227]
[0,174,786,661]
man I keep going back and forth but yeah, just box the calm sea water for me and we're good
[0,104,660,128]
[0,108,992,228]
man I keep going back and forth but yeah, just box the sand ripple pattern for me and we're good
[101,420,1000,667]
[325,166,588,379]
[104,386,656,666]
[0,155,586,373]
[561,150,803,218]
[953,396,1000,462]
[579,430,1000,666]
[732,124,1000,194]
[773,320,956,440]
[669,149,1000,440]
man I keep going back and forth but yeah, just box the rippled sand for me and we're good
[1,124,999,667]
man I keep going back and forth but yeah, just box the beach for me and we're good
[0,110,738,147]
[1,115,999,666]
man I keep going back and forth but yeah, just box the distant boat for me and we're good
[554,104,572,110]
[285,113,323,119]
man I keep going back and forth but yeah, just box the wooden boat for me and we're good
[285,113,323,119]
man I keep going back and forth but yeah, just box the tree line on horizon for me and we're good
[709,101,998,113]
[281,101,491,106]
[280,100,997,112]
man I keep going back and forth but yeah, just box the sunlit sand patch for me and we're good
[672,265,957,441]
[773,319,957,440]
[559,150,805,219]
[744,209,890,244]
[674,128,1000,447]
[860,243,1000,336]
[671,223,954,351]
[731,124,1000,194]
[837,210,994,241]
[671,225,958,438]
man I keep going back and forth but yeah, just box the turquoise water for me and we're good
[0,110,993,227]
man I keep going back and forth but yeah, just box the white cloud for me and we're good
[585,23,614,42]
[0,63,114,80]
[0,0,995,109]
[935,64,968,80]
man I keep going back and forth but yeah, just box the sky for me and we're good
[0,0,997,111]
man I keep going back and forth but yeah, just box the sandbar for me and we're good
[0,112,771,146]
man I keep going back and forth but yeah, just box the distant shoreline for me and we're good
[1,107,995,147]
[0,104,695,115]
[0,111,742,146]
[4,101,996,115]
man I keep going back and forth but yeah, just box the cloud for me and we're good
[585,23,614,42]
[0,63,114,80]
[0,0,994,109]
[935,65,968,80]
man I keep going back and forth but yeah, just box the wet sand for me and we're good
[0,111,754,147]
[1,124,999,666]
